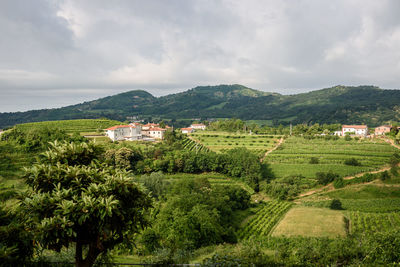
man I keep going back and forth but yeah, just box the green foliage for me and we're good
[138,172,170,200]
[349,212,400,235]
[264,175,315,200]
[237,201,292,240]
[344,157,361,166]
[380,170,390,181]
[268,136,395,179]
[2,85,400,129]
[333,177,345,188]
[143,178,250,253]
[20,141,152,267]
[0,206,34,265]
[329,199,343,210]
[1,126,85,152]
[304,198,400,213]
[309,157,319,164]
[316,171,340,185]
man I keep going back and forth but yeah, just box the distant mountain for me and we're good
[1,84,400,128]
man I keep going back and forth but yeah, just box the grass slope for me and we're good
[272,206,347,238]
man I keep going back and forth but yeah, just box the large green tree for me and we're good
[20,141,152,267]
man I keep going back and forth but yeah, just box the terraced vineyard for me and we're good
[14,119,121,134]
[182,138,210,152]
[349,211,400,234]
[238,200,292,240]
[190,131,281,156]
[268,136,397,178]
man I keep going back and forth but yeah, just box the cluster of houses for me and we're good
[334,124,399,137]
[105,123,206,142]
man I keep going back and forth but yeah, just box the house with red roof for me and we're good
[142,127,166,139]
[181,127,194,134]
[375,125,392,135]
[342,125,368,137]
[105,124,142,141]
[142,123,159,130]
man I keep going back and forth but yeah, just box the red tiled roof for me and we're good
[181,128,193,131]
[149,127,166,131]
[106,125,132,130]
[144,123,159,127]
[342,125,367,129]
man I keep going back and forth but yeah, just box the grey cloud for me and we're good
[0,0,399,112]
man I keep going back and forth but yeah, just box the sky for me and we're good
[1,0,400,112]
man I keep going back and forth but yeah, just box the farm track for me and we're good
[261,137,284,162]
[297,138,400,198]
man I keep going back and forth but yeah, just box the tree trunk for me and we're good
[75,242,101,267]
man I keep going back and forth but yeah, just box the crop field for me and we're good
[349,211,400,235]
[237,200,292,240]
[190,131,281,156]
[272,206,347,238]
[15,119,122,134]
[182,138,210,152]
[267,136,397,179]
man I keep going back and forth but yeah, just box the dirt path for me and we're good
[298,139,400,198]
[261,137,284,162]
[386,138,400,150]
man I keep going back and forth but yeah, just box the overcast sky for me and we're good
[1,0,400,112]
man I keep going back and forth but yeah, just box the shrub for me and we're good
[316,171,340,185]
[344,158,361,166]
[344,135,352,141]
[330,199,343,210]
[309,157,319,164]
[380,170,390,181]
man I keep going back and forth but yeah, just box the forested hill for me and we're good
[1,84,400,128]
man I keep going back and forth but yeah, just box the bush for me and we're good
[380,170,390,181]
[330,199,343,210]
[316,171,340,185]
[344,158,361,166]
[309,157,319,164]
[344,135,352,141]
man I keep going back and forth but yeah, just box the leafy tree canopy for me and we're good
[20,141,152,267]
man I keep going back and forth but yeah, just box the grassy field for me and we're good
[272,206,347,238]
[190,131,281,156]
[267,136,397,179]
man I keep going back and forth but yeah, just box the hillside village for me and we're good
[105,122,206,141]
[104,122,399,142]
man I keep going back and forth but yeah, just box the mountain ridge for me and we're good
[0,84,399,128]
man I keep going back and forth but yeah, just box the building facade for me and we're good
[105,125,142,141]
[342,125,368,136]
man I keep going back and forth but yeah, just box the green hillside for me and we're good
[1,84,400,128]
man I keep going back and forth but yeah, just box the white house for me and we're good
[181,127,194,134]
[105,125,142,141]
[142,123,159,130]
[190,123,206,130]
[143,127,166,139]
[342,125,368,136]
